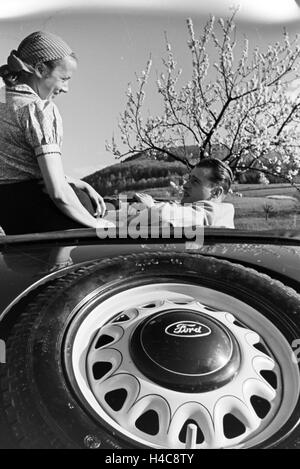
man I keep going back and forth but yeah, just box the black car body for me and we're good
[0,228,300,449]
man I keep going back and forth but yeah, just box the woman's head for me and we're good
[0,31,77,99]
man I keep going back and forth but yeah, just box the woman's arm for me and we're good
[38,154,108,228]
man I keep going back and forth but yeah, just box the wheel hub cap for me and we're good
[130,310,240,392]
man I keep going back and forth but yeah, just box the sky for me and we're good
[1,1,300,177]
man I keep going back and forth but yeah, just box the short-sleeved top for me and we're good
[0,84,63,184]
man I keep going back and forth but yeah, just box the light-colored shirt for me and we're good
[0,84,62,184]
[105,200,235,229]
[140,200,235,228]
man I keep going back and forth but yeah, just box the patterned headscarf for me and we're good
[0,31,73,77]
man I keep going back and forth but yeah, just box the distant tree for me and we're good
[107,10,300,190]
[263,201,275,221]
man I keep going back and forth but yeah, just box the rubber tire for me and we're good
[1,252,300,449]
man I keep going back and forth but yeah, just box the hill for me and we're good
[84,150,190,196]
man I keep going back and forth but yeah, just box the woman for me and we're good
[0,31,112,234]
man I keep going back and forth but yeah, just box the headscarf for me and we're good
[0,31,73,78]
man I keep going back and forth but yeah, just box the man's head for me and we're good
[181,158,233,204]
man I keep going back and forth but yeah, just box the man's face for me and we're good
[181,166,220,204]
[37,55,77,100]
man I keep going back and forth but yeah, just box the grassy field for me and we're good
[234,215,300,230]
[122,184,300,230]
[227,185,300,229]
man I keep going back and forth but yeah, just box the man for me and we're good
[134,158,235,228]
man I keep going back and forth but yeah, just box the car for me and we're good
[0,225,300,449]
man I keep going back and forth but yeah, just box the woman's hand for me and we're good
[82,183,107,217]
[66,177,106,217]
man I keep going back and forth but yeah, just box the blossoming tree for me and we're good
[107,12,300,185]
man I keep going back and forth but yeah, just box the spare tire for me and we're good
[1,252,300,449]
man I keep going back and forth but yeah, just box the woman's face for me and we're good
[36,55,77,100]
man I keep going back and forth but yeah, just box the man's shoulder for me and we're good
[196,200,234,211]
[188,200,234,228]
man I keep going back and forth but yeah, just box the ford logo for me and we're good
[165,321,212,338]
